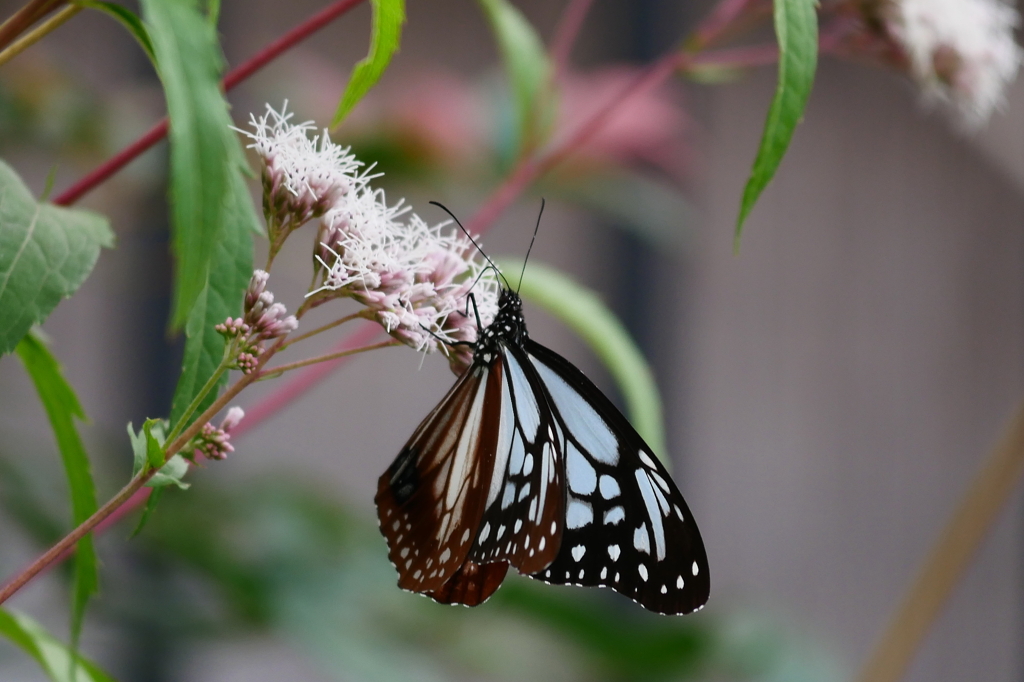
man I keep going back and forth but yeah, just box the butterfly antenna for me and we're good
[429,201,511,290]
[518,198,544,293]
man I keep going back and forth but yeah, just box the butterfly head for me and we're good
[473,289,528,364]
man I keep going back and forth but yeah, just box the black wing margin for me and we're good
[522,339,710,615]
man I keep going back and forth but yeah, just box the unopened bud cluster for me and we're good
[216,270,298,373]
[193,407,244,461]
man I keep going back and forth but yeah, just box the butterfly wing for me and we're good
[524,339,710,615]
[461,346,565,574]
[376,363,505,595]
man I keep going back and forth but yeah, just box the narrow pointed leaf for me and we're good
[331,0,406,126]
[476,0,553,153]
[140,0,259,328]
[169,176,252,429]
[735,0,818,247]
[14,331,98,669]
[497,260,667,463]
[0,608,116,682]
[0,161,113,355]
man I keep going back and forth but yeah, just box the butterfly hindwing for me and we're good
[524,340,710,615]
[376,364,504,594]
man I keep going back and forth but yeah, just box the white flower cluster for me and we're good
[315,192,500,358]
[243,104,499,364]
[240,103,371,226]
[885,0,1023,127]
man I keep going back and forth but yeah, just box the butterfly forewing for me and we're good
[464,348,564,574]
[525,341,710,615]
[376,364,505,594]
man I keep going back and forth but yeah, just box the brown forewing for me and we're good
[427,560,510,606]
[376,362,505,594]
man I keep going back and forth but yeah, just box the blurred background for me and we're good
[0,0,1021,680]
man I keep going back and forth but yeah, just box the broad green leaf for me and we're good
[168,174,252,429]
[14,331,98,672]
[476,0,553,154]
[497,260,668,462]
[76,1,156,63]
[0,608,116,682]
[147,455,190,489]
[331,0,406,126]
[140,0,259,328]
[0,161,114,355]
[734,0,818,248]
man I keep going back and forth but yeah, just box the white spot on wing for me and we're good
[501,481,516,510]
[571,545,586,562]
[638,450,657,468]
[603,506,625,525]
[635,468,666,560]
[479,523,490,542]
[523,453,534,476]
[599,475,620,499]
[692,561,699,576]
[566,498,593,529]
[439,548,451,563]
[639,564,648,581]
[634,525,651,554]
[518,482,532,501]
[566,443,597,495]
[676,575,685,589]
[608,544,621,561]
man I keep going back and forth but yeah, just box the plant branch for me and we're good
[279,310,368,348]
[855,401,1024,682]
[52,0,367,207]
[260,339,399,377]
[0,3,79,67]
[0,0,64,52]
[549,0,594,85]
[0,469,148,605]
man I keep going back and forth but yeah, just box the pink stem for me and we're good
[549,0,594,84]
[53,0,366,207]
[233,321,381,439]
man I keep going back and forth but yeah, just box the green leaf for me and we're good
[168,176,252,429]
[331,0,406,126]
[14,331,98,673]
[76,1,156,63]
[496,260,668,463]
[143,419,166,470]
[476,0,553,154]
[147,455,190,489]
[0,608,116,682]
[140,0,259,328]
[734,0,818,248]
[0,161,114,355]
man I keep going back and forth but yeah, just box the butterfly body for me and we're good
[376,289,709,614]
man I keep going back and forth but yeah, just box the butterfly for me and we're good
[375,206,709,615]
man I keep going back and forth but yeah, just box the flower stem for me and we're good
[279,311,368,349]
[259,339,398,377]
[52,0,367,207]
[0,333,285,606]
[855,401,1024,682]
[164,348,232,444]
[0,469,149,605]
[0,3,79,67]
